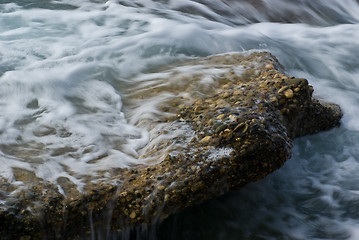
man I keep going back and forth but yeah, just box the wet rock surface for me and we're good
[0,52,342,239]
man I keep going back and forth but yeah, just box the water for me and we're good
[1,0,359,239]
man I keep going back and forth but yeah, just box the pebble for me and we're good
[233,90,242,95]
[270,96,278,102]
[284,89,294,98]
[277,86,289,94]
[200,136,212,143]
[215,124,227,134]
[216,114,225,119]
[265,63,274,70]
[120,192,127,197]
[129,211,137,219]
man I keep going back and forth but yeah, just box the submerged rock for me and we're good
[0,52,342,239]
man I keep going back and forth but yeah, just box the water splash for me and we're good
[1,0,359,239]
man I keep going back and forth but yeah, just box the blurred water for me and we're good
[1,0,359,239]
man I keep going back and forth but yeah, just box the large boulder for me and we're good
[0,52,342,239]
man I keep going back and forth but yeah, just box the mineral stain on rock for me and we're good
[0,52,342,239]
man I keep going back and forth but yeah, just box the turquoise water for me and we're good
[1,0,359,239]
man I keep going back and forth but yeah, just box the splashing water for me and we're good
[1,0,359,239]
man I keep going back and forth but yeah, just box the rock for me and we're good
[284,89,294,98]
[0,51,342,239]
[129,211,137,219]
[200,136,212,143]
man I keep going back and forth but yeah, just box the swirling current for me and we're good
[1,0,359,239]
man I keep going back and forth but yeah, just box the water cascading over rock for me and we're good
[0,51,342,239]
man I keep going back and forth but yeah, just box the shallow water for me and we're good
[1,0,359,239]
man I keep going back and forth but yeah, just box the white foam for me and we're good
[207,147,234,161]
[0,3,159,182]
[0,2,359,238]
[1,0,227,185]
[0,154,32,181]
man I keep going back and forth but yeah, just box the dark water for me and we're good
[1,0,359,239]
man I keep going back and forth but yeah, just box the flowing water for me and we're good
[1,0,359,239]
